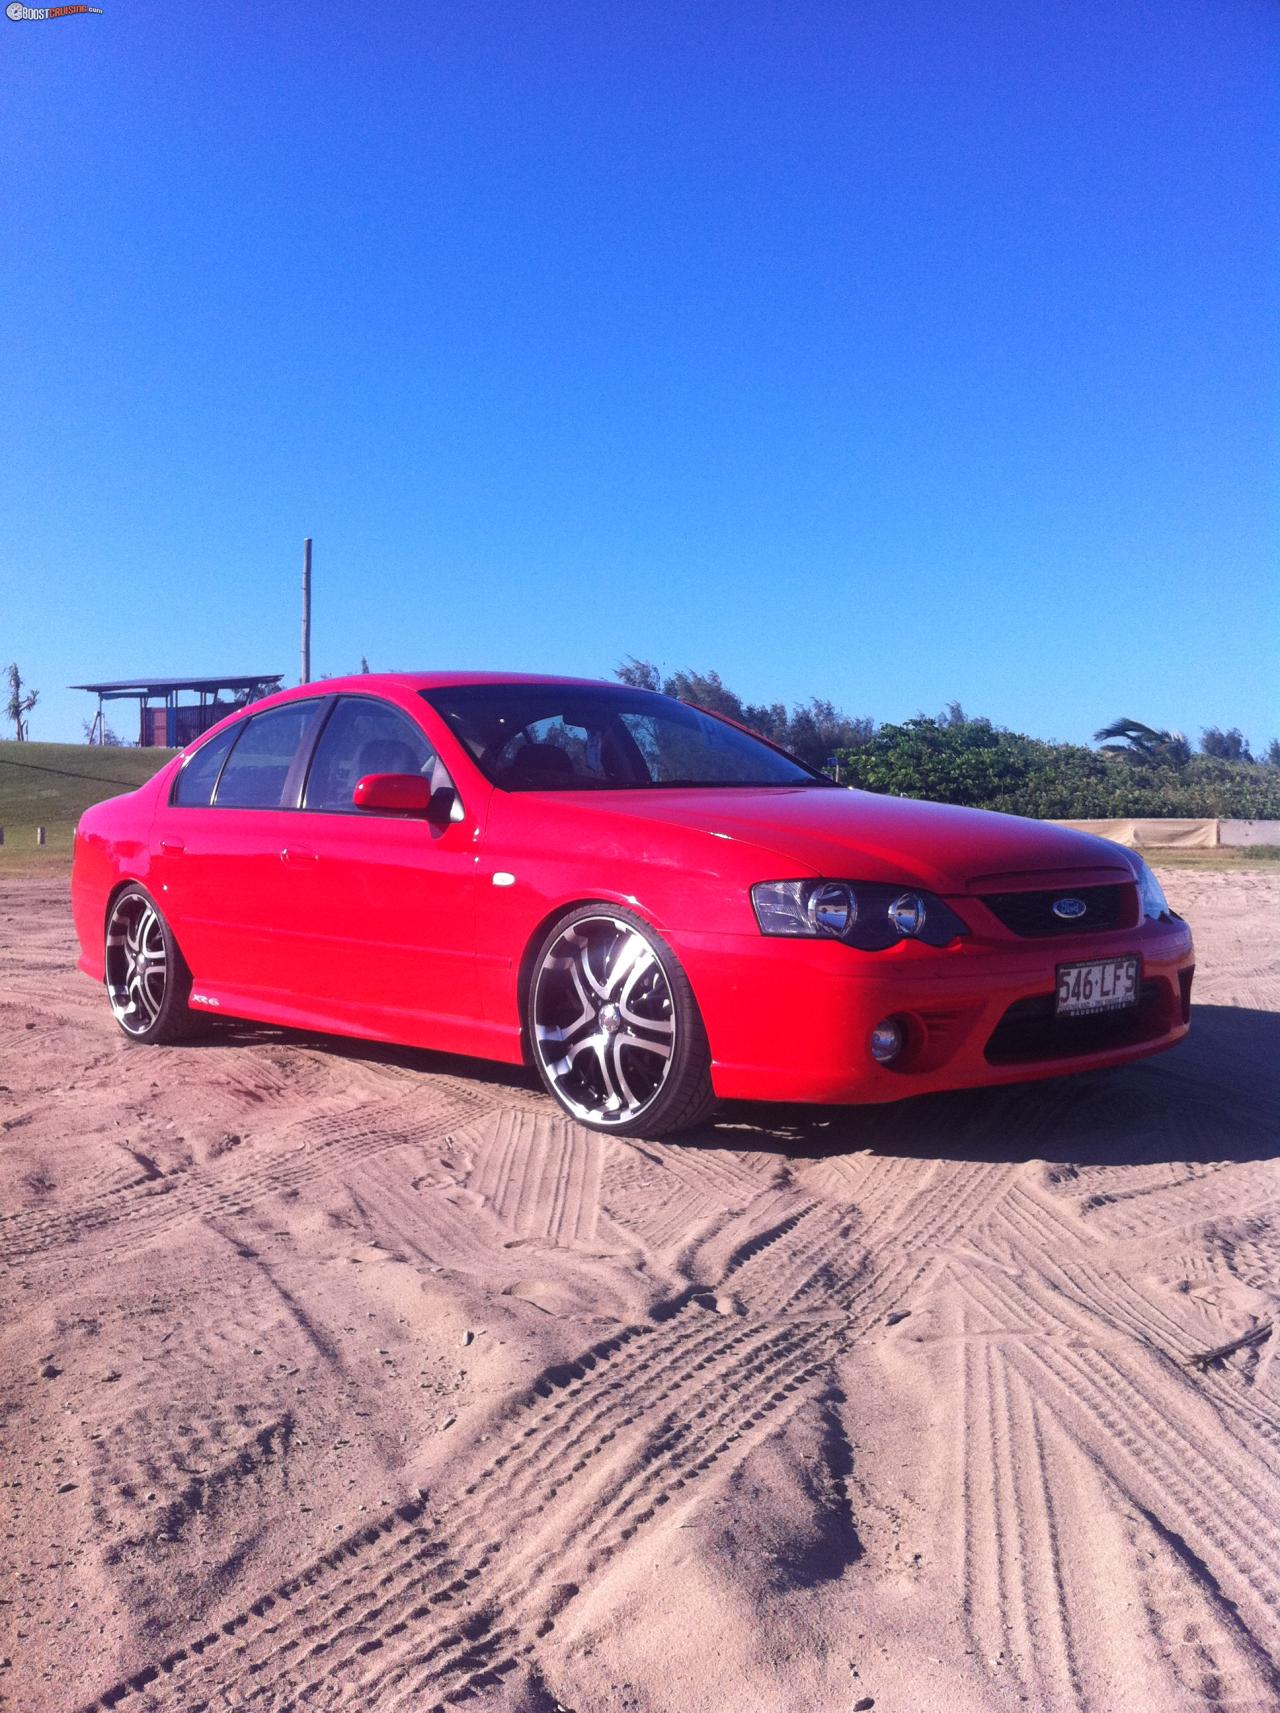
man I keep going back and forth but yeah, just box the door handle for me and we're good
[280,847,317,865]
[159,838,185,854]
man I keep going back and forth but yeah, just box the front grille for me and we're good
[979,884,1131,937]
[985,979,1166,1064]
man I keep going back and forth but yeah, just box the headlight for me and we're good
[1132,856,1173,922]
[752,880,968,950]
[888,892,926,936]
[808,882,856,936]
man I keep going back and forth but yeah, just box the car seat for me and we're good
[355,736,425,779]
[506,743,577,787]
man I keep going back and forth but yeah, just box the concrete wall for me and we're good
[1220,820,1280,848]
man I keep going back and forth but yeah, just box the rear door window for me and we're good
[214,703,318,809]
[172,723,240,807]
[303,698,438,813]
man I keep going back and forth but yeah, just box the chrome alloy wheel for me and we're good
[105,892,168,1036]
[532,915,676,1126]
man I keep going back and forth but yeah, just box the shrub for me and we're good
[833,718,1280,819]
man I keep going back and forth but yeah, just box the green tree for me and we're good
[1093,717,1191,766]
[1200,725,1253,762]
[613,658,872,771]
[81,716,123,746]
[614,656,663,692]
[783,698,874,766]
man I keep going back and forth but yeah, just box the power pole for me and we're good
[300,537,312,684]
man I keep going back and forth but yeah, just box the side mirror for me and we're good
[353,772,432,814]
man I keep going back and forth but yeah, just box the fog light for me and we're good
[869,1018,904,1064]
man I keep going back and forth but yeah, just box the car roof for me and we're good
[179,672,662,755]
[265,671,635,699]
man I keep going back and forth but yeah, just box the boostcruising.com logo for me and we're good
[7,2,102,16]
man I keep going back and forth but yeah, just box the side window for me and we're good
[214,703,316,810]
[303,698,439,813]
[173,723,240,807]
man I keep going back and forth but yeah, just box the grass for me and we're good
[0,742,177,866]
[1148,845,1280,869]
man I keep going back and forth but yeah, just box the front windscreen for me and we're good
[422,684,832,792]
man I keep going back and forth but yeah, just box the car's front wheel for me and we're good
[104,886,197,1044]
[527,905,717,1137]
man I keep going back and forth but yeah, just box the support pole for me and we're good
[301,537,313,684]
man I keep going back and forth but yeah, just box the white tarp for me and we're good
[1051,818,1219,849]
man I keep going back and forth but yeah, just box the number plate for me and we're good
[1055,955,1140,1017]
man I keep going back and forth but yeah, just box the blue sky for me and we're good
[3,0,1276,748]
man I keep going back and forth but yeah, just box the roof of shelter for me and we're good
[71,675,283,696]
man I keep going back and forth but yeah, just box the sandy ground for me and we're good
[1,868,1278,1713]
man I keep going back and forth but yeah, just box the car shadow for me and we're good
[178,1004,1277,1172]
[695,1004,1280,1170]
[179,1015,545,1097]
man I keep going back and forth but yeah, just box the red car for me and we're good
[72,673,1194,1136]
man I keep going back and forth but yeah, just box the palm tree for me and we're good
[1093,717,1190,766]
[6,663,38,741]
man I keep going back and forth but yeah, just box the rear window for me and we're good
[214,703,316,809]
[173,723,240,807]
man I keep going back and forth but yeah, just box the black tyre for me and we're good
[104,885,198,1044]
[526,904,717,1137]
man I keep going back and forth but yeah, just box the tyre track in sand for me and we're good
[1,1086,495,1270]
[333,1157,1018,1712]
[991,1178,1280,1467]
[460,1108,611,1250]
[75,1152,1020,1711]
[8,863,1278,1713]
[946,1218,1280,1707]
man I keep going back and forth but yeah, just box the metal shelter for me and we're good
[72,675,283,747]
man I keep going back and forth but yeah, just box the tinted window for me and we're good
[423,684,829,791]
[173,723,239,807]
[215,704,316,809]
[304,698,437,813]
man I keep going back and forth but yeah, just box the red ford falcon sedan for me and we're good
[72,673,1195,1136]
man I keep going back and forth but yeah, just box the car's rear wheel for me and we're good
[527,905,717,1137]
[104,886,197,1044]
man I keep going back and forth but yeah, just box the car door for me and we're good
[284,693,483,1047]
[151,698,326,1009]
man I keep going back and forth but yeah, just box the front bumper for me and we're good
[674,914,1195,1105]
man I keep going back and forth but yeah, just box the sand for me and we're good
[1,866,1278,1713]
